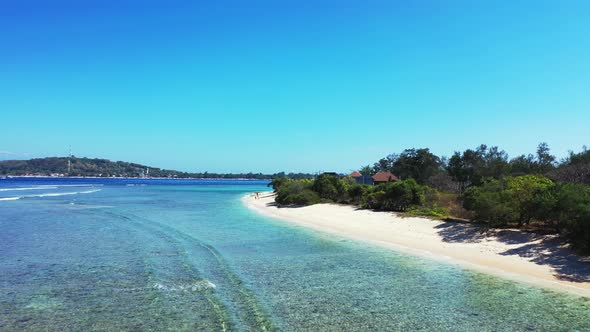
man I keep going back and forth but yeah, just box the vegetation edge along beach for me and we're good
[268,143,590,254]
[243,143,590,295]
[243,193,590,297]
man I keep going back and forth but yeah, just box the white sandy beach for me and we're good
[243,192,590,297]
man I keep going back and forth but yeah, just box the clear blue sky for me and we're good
[1,0,589,173]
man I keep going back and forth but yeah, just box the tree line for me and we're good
[0,157,315,180]
[270,144,590,253]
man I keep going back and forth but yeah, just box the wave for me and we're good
[0,184,102,192]
[49,184,103,187]
[32,192,78,198]
[79,189,102,194]
[0,197,21,201]
[0,189,102,201]
[0,186,57,192]
[31,189,102,198]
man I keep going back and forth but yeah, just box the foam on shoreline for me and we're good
[243,192,590,298]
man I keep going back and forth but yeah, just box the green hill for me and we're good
[0,157,187,178]
[0,157,261,179]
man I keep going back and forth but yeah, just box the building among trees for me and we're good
[372,171,399,185]
[350,170,400,185]
[350,171,374,185]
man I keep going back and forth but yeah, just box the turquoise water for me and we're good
[1,179,589,331]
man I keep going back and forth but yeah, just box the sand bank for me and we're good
[243,192,590,297]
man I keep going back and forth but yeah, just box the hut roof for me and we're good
[372,171,399,182]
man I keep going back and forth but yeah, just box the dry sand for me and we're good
[243,192,590,297]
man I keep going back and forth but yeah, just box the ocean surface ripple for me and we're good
[0,178,589,331]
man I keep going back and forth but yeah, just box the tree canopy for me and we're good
[271,142,590,254]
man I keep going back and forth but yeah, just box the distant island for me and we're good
[0,157,312,180]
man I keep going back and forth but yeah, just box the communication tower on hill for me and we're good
[67,146,72,174]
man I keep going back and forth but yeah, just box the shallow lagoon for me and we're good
[1,179,589,331]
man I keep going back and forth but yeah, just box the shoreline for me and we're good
[243,192,590,298]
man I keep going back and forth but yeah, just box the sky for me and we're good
[1,0,589,173]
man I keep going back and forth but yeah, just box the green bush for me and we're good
[347,184,369,204]
[361,190,386,209]
[463,179,518,226]
[361,179,424,211]
[275,179,316,205]
[269,177,289,192]
[463,175,557,227]
[551,183,590,253]
[281,189,322,206]
[382,179,425,211]
[312,174,346,201]
[505,175,555,226]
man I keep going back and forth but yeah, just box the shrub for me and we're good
[269,177,289,192]
[505,175,555,226]
[382,179,425,211]
[281,189,322,206]
[311,174,354,202]
[347,184,369,205]
[361,179,424,211]
[463,175,557,227]
[551,183,590,253]
[463,179,518,226]
[361,190,386,210]
[276,179,315,205]
[311,174,336,199]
